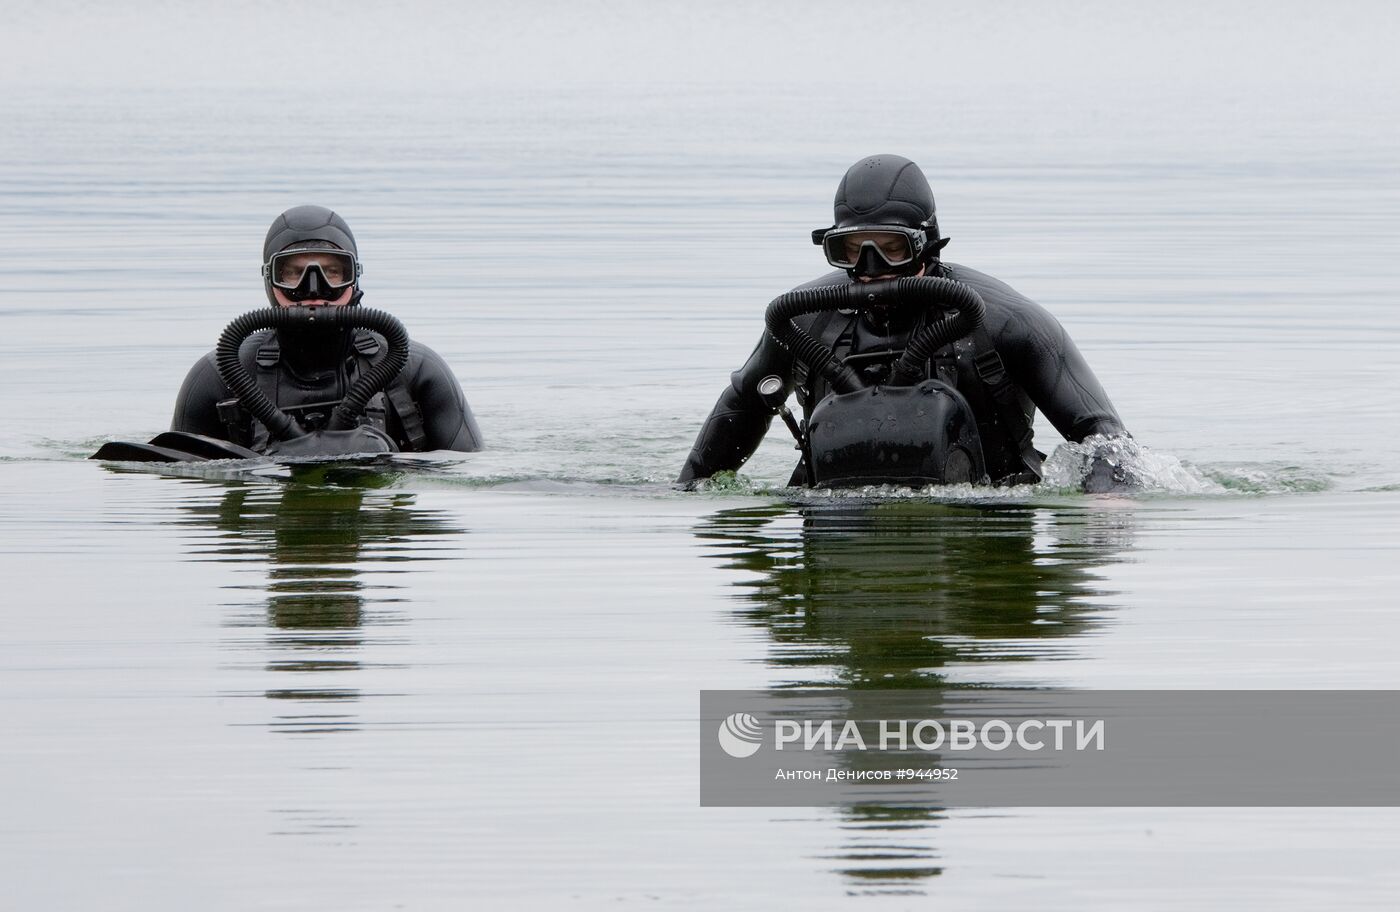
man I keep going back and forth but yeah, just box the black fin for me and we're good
[89,441,205,462]
[148,432,260,460]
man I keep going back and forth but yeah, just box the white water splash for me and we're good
[1041,435,1224,495]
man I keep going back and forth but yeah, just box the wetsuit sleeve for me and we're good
[409,344,483,452]
[170,353,235,440]
[677,331,795,483]
[994,299,1129,442]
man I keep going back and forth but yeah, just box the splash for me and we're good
[786,481,1042,504]
[688,470,764,495]
[1041,435,1224,495]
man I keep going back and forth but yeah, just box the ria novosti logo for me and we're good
[717,712,764,758]
[716,713,1107,759]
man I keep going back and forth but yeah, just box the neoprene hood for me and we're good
[834,154,938,233]
[262,205,359,305]
[264,205,358,260]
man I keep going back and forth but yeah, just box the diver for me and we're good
[170,205,483,453]
[677,155,1131,490]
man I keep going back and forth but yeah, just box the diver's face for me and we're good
[271,285,354,307]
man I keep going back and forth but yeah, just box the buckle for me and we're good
[353,332,382,357]
[973,349,1007,388]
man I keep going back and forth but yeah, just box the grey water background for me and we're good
[3,0,1400,908]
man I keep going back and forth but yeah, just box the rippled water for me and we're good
[4,6,1400,906]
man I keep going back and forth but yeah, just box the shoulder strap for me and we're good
[790,309,840,390]
[383,374,427,451]
[254,337,281,396]
[794,310,858,410]
[969,323,1041,478]
[242,337,283,451]
[347,330,428,451]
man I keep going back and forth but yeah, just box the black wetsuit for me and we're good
[172,323,483,453]
[678,262,1127,484]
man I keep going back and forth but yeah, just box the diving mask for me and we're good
[263,247,360,302]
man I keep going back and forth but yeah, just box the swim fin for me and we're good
[89,432,261,462]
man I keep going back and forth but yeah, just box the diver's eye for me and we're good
[877,237,907,259]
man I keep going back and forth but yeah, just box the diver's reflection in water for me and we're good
[180,475,464,735]
[697,500,1133,894]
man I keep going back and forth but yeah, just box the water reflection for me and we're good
[698,499,1133,894]
[177,475,465,735]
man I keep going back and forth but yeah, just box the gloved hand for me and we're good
[1083,455,1136,493]
[1079,436,1142,494]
